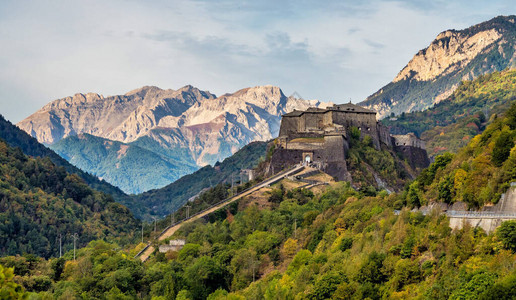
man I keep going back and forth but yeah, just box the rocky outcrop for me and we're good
[18,85,215,145]
[360,15,516,119]
[393,29,502,83]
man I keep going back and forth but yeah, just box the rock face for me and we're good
[360,15,516,119]
[18,85,215,145]
[18,85,331,193]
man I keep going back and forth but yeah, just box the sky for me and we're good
[0,0,514,123]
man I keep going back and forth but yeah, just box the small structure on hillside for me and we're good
[158,239,186,253]
[271,103,429,180]
[241,169,255,182]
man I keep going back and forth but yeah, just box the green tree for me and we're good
[185,256,228,300]
[356,252,387,284]
[492,130,514,166]
[496,221,516,252]
[407,181,422,208]
[0,265,27,299]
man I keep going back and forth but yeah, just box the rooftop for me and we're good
[283,102,375,117]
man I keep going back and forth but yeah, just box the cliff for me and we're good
[360,15,516,119]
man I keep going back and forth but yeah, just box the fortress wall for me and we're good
[287,142,325,151]
[378,123,393,147]
[394,146,430,169]
[302,112,326,130]
[270,149,304,174]
[323,111,333,126]
[393,134,426,149]
[448,217,512,234]
[321,135,351,181]
[323,135,348,162]
[279,117,299,136]
[299,115,306,131]
[332,112,381,149]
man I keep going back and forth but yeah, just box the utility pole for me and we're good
[171,213,175,227]
[231,174,234,196]
[58,234,62,258]
[251,256,256,282]
[152,217,157,233]
[72,233,79,261]
[141,222,144,243]
[185,205,191,219]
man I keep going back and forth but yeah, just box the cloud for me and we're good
[0,0,514,123]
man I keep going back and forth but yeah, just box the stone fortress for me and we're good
[271,103,430,181]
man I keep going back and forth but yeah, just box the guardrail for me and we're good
[134,164,304,259]
[446,211,516,218]
[393,209,516,219]
[133,244,151,258]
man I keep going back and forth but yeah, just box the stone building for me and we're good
[271,103,429,180]
[158,239,186,253]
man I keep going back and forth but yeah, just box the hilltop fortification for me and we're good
[271,103,429,181]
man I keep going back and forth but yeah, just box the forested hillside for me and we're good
[3,182,515,298]
[0,115,131,204]
[382,69,516,157]
[133,141,268,220]
[2,102,516,298]
[0,139,139,258]
[404,101,516,209]
[50,133,197,194]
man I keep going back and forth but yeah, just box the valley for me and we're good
[18,85,330,194]
[1,12,516,300]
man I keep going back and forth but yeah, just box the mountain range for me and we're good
[360,15,516,118]
[18,85,330,193]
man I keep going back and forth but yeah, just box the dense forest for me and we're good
[382,70,516,157]
[0,101,515,298]
[404,101,516,209]
[0,139,139,258]
[1,181,515,299]
[0,115,131,205]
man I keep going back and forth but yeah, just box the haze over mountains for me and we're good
[361,15,516,118]
[18,85,330,193]
[15,15,516,195]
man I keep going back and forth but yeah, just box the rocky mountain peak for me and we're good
[393,28,502,83]
[18,84,331,191]
[124,85,162,97]
[360,15,516,119]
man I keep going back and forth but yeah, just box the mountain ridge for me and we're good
[18,85,331,193]
[360,15,516,118]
